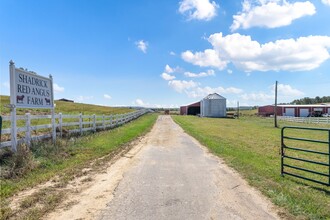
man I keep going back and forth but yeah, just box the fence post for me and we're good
[9,60,17,152]
[59,113,63,138]
[25,113,31,147]
[328,130,330,186]
[102,114,105,130]
[93,114,96,132]
[51,108,56,144]
[79,113,83,135]
[110,115,113,128]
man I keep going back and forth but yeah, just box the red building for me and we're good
[180,101,201,115]
[258,104,330,117]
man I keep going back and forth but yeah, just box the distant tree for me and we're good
[290,96,330,104]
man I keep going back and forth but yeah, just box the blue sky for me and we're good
[1,0,330,108]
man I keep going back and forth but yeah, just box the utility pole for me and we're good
[274,81,278,128]
[237,101,239,119]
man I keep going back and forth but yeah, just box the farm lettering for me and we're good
[15,71,53,107]
[18,73,48,88]
[27,96,44,105]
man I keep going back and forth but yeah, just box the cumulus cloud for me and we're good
[2,81,10,89]
[165,64,174,73]
[168,80,199,93]
[104,94,112,99]
[183,32,330,72]
[240,92,274,102]
[136,40,148,53]
[186,86,243,98]
[240,83,303,103]
[231,0,316,31]
[76,96,94,102]
[179,0,219,21]
[273,83,304,96]
[181,49,228,70]
[53,83,64,93]
[134,99,145,106]
[184,69,215,77]
[161,72,176,80]
[322,0,330,5]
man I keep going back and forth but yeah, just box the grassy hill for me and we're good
[0,95,134,116]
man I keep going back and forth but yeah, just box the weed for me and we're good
[0,200,12,220]
[173,115,330,219]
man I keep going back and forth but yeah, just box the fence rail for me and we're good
[278,116,330,124]
[0,109,149,149]
[281,126,330,186]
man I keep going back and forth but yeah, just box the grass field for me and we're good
[172,114,329,219]
[0,95,133,116]
[0,113,157,219]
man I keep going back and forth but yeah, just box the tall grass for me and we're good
[0,95,133,116]
[0,113,157,199]
[172,115,330,219]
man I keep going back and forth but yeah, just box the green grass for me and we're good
[172,115,330,220]
[0,95,133,116]
[0,113,157,199]
[0,95,136,142]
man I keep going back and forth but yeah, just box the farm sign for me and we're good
[10,62,54,109]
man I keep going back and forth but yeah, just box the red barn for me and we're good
[258,104,330,117]
[180,101,201,115]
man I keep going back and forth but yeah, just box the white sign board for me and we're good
[12,68,54,108]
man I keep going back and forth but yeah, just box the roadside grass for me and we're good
[0,113,157,219]
[0,95,135,143]
[0,95,133,116]
[172,115,330,220]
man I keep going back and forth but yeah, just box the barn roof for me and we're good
[203,93,226,100]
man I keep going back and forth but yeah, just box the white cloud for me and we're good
[170,51,176,56]
[227,69,233,74]
[161,72,176,80]
[186,86,243,98]
[181,49,228,70]
[239,83,303,104]
[165,64,174,73]
[133,99,146,106]
[104,94,112,99]
[184,69,215,77]
[2,81,10,89]
[273,83,304,96]
[231,0,316,31]
[179,0,219,21]
[322,0,330,5]
[168,80,199,93]
[240,92,274,102]
[53,83,64,93]
[184,32,330,72]
[76,96,94,102]
[136,40,148,53]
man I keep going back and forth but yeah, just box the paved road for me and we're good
[97,116,279,220]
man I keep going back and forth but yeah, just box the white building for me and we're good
[200,93,226,118]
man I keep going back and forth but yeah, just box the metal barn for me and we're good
[200,93,226,117]
[180,101,201,115]
[258,104,330,117]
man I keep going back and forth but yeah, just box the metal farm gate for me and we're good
[281,126,330,186]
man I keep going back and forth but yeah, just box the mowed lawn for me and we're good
[172,115,330,219]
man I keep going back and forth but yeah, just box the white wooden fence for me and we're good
[0,109,149,149]
[278,116,330,124]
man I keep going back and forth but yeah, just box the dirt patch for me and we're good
[3,136,146,220]
[5,116,282,219]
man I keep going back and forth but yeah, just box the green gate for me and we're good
[281,126,330,186]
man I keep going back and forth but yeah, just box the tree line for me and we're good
[290,96,330,104]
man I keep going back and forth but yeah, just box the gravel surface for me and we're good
[96,116,280,220]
